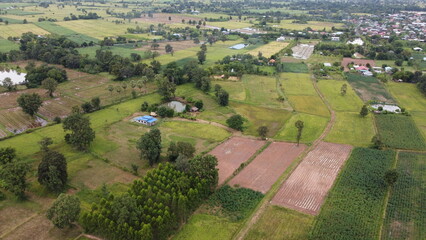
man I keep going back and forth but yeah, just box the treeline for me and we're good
[63,12,100,21]
[82,158,218,240]
[212,54,275,77]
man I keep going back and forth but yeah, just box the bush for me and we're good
[53,116,61,124]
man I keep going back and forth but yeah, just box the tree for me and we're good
[371,135,384,150]
[360,105,369,117]
[340,84,347,96]
[200,44,207,52]
[384,169,399,186]
[167,142,195,162]
[257,126,268,139]
[91,97,101,110]
[41,78,58,97]
[141,101,149,111]
[38,150,67,192]
[394,59,403,67]
[63,113,95,151]
[38,137,53,153]
[217,89,229,106]
[295,120,304,146]
[194,100,203,109]
[0,161,30,199]
[197,50,206,64]
[136,128,161,166]
[107,85,114,94]
[17,93,43,117]
[0,147,16,165]
[165,44,173,54]
[46,194,81,228]
[2,77,16,91]
[188,155,218,191]
[141,76,149,93]
[81,102,93,113]
[137,79,144,92]
[226,114,245,131]
[156,75,176,101]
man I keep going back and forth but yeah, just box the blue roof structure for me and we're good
[229,44,247,50]
[135,115,158,123]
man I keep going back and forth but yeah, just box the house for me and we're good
[347,38,364,45]
[276,36,286,41]
[331,37,340,41]
[134,116,158,126]
[356,66,369,71]
[385,66,393,73]
[363,71,374,76]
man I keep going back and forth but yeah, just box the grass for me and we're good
[211,80,246,101]
[35,21,98,44]
[78,46,148,59]
[382,152,426,240]
[247,41,289,58]
[172,214,240,240]
[311,148,396,240]
[161,121,231,142]
[346,73,395,103]
[231,102,292,137]
[280,73,317,96]
[0,23,49,38]
[0,38,19,52]
[281,62,309,73]
[287,95,330,117]
[318,79,364,112]
[243,74,288,109]
[375,114,426,150]
[325,112,375,147]
[275,113,329,143]
[245,206,314,240]
[272,19,345,31]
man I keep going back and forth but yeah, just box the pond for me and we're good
[166,101,186,113]
[0,70,26,85]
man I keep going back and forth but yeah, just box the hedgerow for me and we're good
[310,148,395,240]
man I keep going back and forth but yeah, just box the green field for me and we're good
[0,38,19,52]
[311,148,396,240]
[243,75,289,109]
[211,80,246,101]
[325,112,375,147]
[281,62,309,73]
[346,73,395,103]
[0,23,49,38]
[275,113,329,143]
[375,114,426,150]
[280,73,317,95]
[245,206,314,240]
[318,79,364,112]
[35,21,98,44]
[78,46,149,59]
[273,20,345,31]
[382,152,426,240]
[287,95,330,117]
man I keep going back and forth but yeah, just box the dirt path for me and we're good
[233,75,337,240]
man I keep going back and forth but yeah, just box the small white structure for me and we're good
[363,71,374,76]
[276,36,286,42]
[331,37,340,41]
[371,104,401,113]
[385,66,393,73]
[413,47,423,51]
[324,63,332,67]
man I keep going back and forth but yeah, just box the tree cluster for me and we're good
[0,147,30,199]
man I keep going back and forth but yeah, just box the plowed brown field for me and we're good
[210,137,265,185]
[271,141,352,215]
[229,142,306,193]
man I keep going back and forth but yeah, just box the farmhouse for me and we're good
[133,116,158,126]
[229,43,248,50]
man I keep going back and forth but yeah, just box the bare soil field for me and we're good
[0,88,46,110]
[37,96,82,120]
[209,137,266,185]
[0,108,47,134]
[136,40,199,55]
[292,44,314,60]
[271,141,352,215]
[228,142,306,194]
[341,58,376,71]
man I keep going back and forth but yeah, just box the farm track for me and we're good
[233,74,336,240]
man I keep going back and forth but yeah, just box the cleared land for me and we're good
[317,79,364,112]
[280,73,317,96]
[271,141,352,215]
[209,137,266,185]
[0,23,49,38]
[325,112,375,147]
[347,73,395,103]
[341,58,376,71]
[34,21,98,44]
[311,148,395,240]
[287,95,330,117]
[229,142,306,193]
[292,44,314,60]
[247,41,289,58]
[382,152,426,240]
[375,114,426,150]
[281,62,309,73]
[273,20,344,31]
[244,206,314,240]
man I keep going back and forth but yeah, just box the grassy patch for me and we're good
[311,148,395,240]
[281,62,309,73]
[325,112,375,147]
[386,82,426,112]
[0,38,19,52]
[382,152,426,240]
[161,121,231,142]
[273,20,344,31]
[375,114,426,150]
[231,102,292,137]
[247,41,289,58]
[35,21,98,44]
[275,113,328,143]
[346,73,395,103]
[280,72,317,96]
[318,79,364,112]
[78,45,149,59]
[287,95,330,117]
[243,74,287,109]
[0,23,49,38]
[245,206,314,240]
[172,213,240,240]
